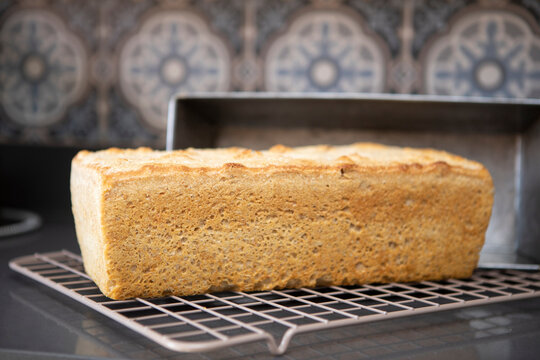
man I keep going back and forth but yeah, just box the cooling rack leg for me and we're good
[263,335,282,355]
[272,328,297,355]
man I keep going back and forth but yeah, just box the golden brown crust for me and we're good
[71,143,494,300]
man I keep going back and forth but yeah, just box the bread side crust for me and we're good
[74,151,494,300]
[71,151,111,294]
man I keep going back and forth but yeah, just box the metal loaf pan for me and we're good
[166,93,540,265]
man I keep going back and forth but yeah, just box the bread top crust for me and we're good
[72,143,491,181]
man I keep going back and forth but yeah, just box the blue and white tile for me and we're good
[101,0,155,52]
[48,91,100,145]
[0,8,88,127]
[255,0,307,52]
[49,1,101,52]
[118,10,232,130]
[2,0,540,148]
[412,0,466,57]
[264,10,386,92]
[423,10,540,98]
[195,0,245,53]
[108,87,161,147]
[344,0,403,57]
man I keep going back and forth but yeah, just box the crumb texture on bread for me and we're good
[71,143,494,300]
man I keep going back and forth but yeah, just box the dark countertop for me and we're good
[2,220,540,360]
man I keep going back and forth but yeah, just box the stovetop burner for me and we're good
[0,208,42,238]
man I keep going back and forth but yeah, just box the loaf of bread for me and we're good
[71,143,493,300]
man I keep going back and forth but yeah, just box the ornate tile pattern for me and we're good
[423,10,540,97]
[412,0,466,58]
[119,11,231,129]
[264,11,386,92]
[344,0,403,57]
[0,0,539,147]
[0,8,88,126]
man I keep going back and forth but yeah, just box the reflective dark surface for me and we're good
[1,221,540,360]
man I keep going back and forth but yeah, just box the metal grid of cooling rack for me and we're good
[9,250,540,355]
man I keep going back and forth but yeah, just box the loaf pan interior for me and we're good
[167,93,540,265]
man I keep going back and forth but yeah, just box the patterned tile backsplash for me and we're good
[1,0,540,148]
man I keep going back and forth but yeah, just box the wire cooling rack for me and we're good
[9,250,540,355]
